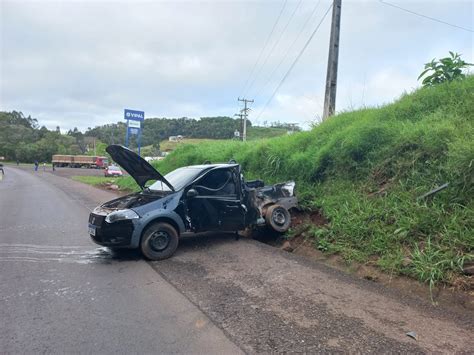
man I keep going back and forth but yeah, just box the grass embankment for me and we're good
[153,77,473,289]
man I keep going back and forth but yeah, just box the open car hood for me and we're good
[105,145,174,191]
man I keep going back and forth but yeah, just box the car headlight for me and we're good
[105,209,140,223]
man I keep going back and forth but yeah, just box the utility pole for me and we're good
[234,112,244,140]
[322,0,342,121]
[238,98,254,141]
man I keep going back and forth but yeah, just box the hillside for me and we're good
[153,128,288,153]
[0,111,289,163]
[154,77,474,288]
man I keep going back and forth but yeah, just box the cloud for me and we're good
[1,0,472,131]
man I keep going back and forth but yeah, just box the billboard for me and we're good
[124,109,144,155]
[124,109,144,121]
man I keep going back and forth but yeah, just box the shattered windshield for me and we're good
[148,167,203,192]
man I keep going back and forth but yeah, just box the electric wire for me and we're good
[238,0,288,98]
[255,3,333,121]
[243,0,304,98]
[252,0,323,100]
[379,0,473,33]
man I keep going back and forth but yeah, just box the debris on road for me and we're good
[406,331,418,341]
[281,241,294,252]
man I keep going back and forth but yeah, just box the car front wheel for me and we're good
[140,222,179,260]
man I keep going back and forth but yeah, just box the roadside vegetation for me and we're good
[71,175,138,191]
[149,76,473,289]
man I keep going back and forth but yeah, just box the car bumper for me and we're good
[88,213,134,247]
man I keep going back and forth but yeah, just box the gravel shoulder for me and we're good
[152,234,473,353]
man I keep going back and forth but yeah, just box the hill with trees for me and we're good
[0,113,293,162]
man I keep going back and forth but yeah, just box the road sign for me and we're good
[124,109,144,156]
[124,109,144,121]
[128,120,141,129]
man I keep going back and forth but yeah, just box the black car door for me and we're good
[187,168,246,232]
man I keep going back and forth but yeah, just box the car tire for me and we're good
[265,204,291,233]
[140,222,179,261]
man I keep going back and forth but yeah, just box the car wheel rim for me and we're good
[272,209,286,226]
[149,231,170,251]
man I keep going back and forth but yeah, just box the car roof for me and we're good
[182,163,239,170]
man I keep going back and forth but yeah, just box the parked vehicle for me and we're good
[104,165,123,177]
[52,155,108,168]
[88,145,298,260]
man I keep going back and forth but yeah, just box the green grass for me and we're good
[247,126,288,140]
[159,138,225,152]
[72,176,139,192]
[103,77,474,288]
[155,128,287,153]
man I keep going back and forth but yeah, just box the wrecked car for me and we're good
[88,145,298,260]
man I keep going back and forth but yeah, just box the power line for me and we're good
[253,0,323,100]
[238,0,288,98]
[256,3,333,121]
[379,0,473,33]
[243,0,304,97]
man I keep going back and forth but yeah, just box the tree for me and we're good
[418,52,472,87]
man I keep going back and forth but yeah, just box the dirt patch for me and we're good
[265,209,474,313]
[291,209,328,228]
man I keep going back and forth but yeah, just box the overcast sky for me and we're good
[1,0,472,131]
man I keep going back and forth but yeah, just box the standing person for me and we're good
[43,162,46,171]
[16,159,19,166]
[34,160,39,172]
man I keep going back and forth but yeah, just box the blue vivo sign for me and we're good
[124,108,145,155]
[124,109,144,121]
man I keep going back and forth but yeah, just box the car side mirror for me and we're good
[187,188,198,198]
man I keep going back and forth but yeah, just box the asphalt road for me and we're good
[0,167,241,354]
[1,166,473,354]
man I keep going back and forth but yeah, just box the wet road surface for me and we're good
[1,166,473,354]
[0,167,241,354]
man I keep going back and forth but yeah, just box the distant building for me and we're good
[144,156,164,162]
[169,135,184,142]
